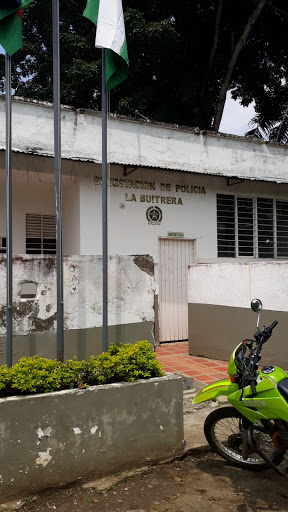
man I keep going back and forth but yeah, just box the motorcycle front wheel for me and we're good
[204,407,269,470]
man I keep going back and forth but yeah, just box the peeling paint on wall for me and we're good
[0,374,183,500]
[0,255,155,336]
[37,427,52,445]
[35,448,52,467]
[133,255,154,277]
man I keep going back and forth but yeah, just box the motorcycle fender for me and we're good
[193,379,239,405]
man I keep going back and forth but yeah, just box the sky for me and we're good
[219,91,256,136]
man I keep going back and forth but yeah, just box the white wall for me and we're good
[63,177,80,254]
[1,96,288,183]
[79,165,215,259]
[188,261,288,312]
[0,169,56,253]
[0,255,154,336]
[0,169,80,254]
[78,165,288,261]
[1,160,288,264]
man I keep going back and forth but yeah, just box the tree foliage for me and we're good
[0,0,288,137]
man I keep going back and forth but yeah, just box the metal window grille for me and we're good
[276,200,288,257]
[257,198,274,258]
[217,194,236,257]
[217,194,288,259]
[237,197,254,257]
[26,214,56,255]
[0,237,6,254]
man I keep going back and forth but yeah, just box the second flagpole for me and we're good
[102,48,108,353]
[5,53,12,368]
[52,0,64,361]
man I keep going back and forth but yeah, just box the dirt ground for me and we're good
[8,450,288,512]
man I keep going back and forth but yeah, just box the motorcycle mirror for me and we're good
[251,298,263,331]
[251,298,263,313]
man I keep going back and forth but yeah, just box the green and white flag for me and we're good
[83,0,129,91]
[0,0,34,56]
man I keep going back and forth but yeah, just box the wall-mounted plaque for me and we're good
[146,206,163,225]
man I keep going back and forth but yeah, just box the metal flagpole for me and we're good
[5,53,12,367]
[102,48,108,352]
[52,0,64,361]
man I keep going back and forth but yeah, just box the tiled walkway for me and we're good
[155,341,229,385]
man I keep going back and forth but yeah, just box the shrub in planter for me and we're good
[90,341,164,384]
[0,341,164,397]
[10,356,63,394]
[60,357,93,389]
[0,364,13,395]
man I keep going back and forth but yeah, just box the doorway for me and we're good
[158,238,194,342]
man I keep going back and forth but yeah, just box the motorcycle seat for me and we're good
[278,378,288,402]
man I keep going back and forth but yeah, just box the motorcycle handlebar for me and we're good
[249,320,278,373]
[254,320,278,344]
[240,320,278,393]
[267,320,278,331]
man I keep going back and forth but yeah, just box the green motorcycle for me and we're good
[193,298,288,475]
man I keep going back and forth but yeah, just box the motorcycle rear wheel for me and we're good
[204,407,268,470]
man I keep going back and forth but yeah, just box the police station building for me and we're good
[1,96,288,367]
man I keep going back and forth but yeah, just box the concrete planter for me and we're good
[0,373,183,501]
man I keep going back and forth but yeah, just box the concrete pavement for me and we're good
[183,380,227,452]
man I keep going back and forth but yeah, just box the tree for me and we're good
[0,0,287,135]
[211,0,268,132]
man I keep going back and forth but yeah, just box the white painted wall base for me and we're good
[0,255,154,336]
[188,261,288,312]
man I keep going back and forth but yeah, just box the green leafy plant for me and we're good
[10,356,63,394]
[0,365,13,394]
[0,341,164,397]
[91,340,164,384]
[60,357,91,389]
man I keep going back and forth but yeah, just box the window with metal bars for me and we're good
[26,214,56,255]
[217,194,288,259]
[0,237,6,254]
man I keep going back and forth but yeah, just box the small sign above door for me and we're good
[167,232,184,238]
